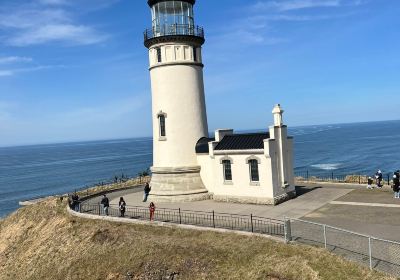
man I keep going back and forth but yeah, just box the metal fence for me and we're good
[73,203,400,277]
[79,203,285,237]
[295,170,393,186]
[287,218,400,277]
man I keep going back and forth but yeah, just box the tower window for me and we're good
[159,115,166,137]
[248,159,259,182]
[156,47,162,63]
[222,160,232,181]
[193,47,197,62]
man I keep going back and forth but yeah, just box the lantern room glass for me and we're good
[151,1,194,34]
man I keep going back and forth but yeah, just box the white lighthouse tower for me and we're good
[144,0,209,201]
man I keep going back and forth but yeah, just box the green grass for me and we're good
[0,198,396,280]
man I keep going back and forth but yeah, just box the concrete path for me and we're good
[302,188,400,241]
[111,186,352,220]
[330,201,400,208]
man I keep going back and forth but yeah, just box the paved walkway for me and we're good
[109,186,352,220]
[302,188,400,242]
[330,201,400,208]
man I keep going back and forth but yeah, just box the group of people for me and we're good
[367,169,400,199]
[99,182,156,220]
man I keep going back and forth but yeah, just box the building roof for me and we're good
[195,137,214,154]
[214,133,270,151]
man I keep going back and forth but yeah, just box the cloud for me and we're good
[0,70,14,77]
[0,56,33,64]
[0,1,112,46]
[253,0,340,11]
[251,0,364,12]
[0,65,65,77]
[6,24,107,46]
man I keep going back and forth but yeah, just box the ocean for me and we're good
[1,120,399,217]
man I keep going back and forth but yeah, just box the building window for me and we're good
[159,115,166,137]
[193,47,197,62]
[249,159,259,182]
[156,47,162,63]
[222,160,232,181]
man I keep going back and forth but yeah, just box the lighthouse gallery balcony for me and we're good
[144,24,204,47]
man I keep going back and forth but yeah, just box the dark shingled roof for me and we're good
[214,133,270,151]
[195,137,215,154]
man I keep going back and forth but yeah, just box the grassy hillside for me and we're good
[0,198,395,280]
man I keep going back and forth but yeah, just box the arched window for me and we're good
[158,114,166,137]
[222,160,232,181]
[248,159,259,182]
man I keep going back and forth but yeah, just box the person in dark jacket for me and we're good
[72,193,80,211]
[119,197,126,217]
[393,174,400,199]
[101,194,110,216]
[375,170,383,188]
[367,177,374,189]
[143,183,151,202]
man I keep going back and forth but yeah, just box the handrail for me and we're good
[144,24,204,41]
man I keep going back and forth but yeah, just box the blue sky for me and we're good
[0,0,399,147]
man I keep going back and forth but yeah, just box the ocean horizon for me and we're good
[1,119,399,217]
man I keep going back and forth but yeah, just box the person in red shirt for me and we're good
[149,202,155,221]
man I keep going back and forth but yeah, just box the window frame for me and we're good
[193,47,197,62]
[156,47,162,63]
[248,159,260,183]
[222,159,233,182]
[157,112,167,140]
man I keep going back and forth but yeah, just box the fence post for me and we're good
[369,237,373,270]
[323,225,327,249]
[306,170,309,181]
[331,172,334,181]
[250,214,254,233]
[98,203,101,216]
[284,217,292,243]
[387,174,390,186]
[359,175,361,184]
[179,208,182,224]
[212,211,215,228]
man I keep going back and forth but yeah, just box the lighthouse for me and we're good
[144,0,209,201]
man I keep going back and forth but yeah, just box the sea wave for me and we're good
[311,163,341,171]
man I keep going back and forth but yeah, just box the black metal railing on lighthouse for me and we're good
[144,24,204,41]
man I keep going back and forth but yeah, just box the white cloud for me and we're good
[0,70,14,77]
[0,65,65,77]
[0,56,33,64]
[6,24,107,46]
[252,0,364,12]
[253,0,340,11]
[0,1,111,47]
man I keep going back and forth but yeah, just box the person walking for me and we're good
[143,183,151,202]
[393,174,400,199]
[101,194,110,216]
[367,177,374,189]
[149,202,156,221]
[72,193,80,212]
[375,170,383,188]
[119,197,126,217]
